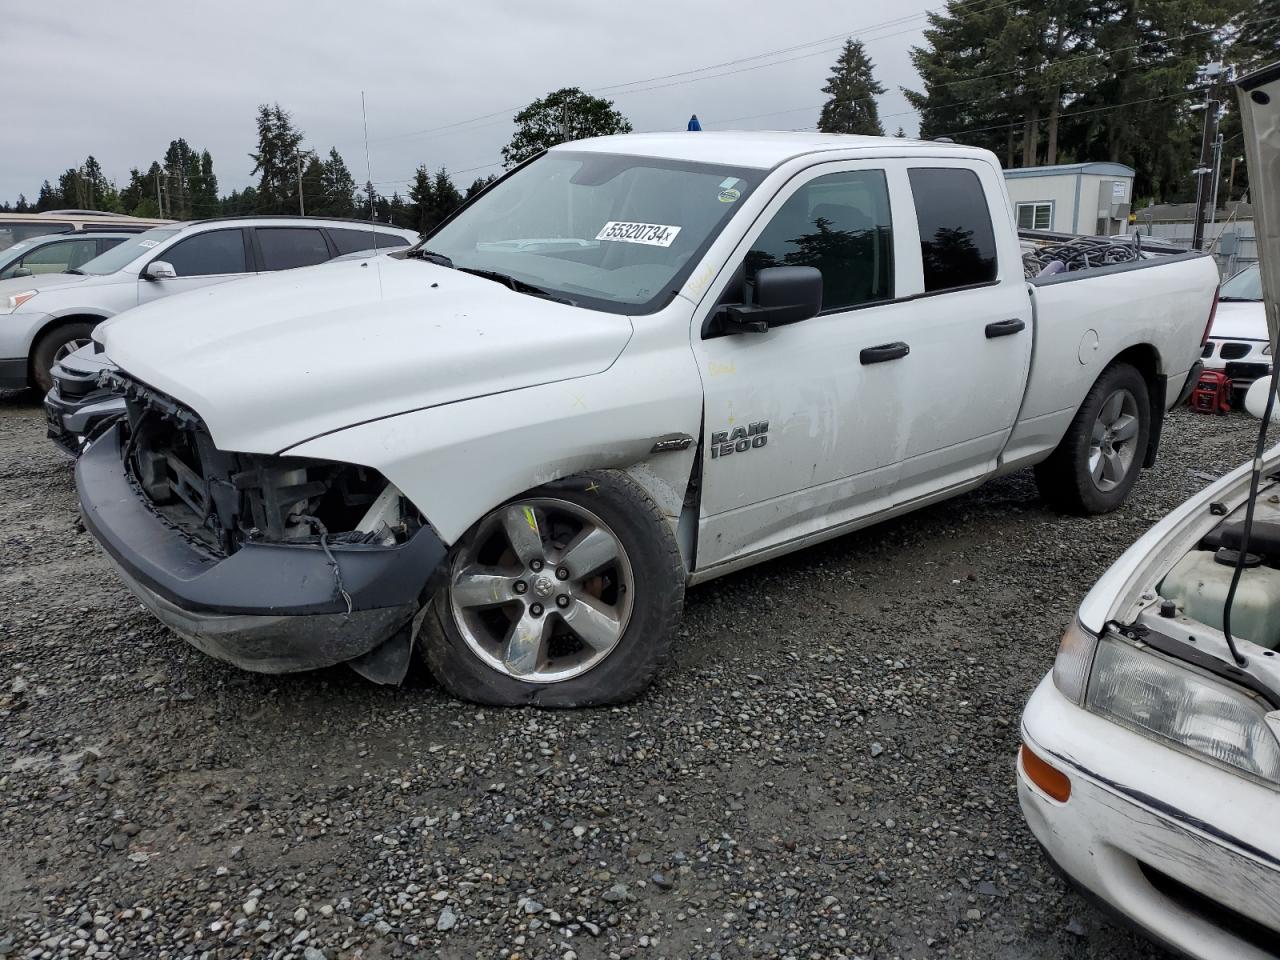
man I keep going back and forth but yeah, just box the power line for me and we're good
[371,0,1025,144]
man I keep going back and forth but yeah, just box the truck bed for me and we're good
[999,241,1220,472]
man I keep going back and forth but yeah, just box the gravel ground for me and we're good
[0,388,1262,960]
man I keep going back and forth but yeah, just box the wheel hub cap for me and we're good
[448,497,634,684]
[1088,388,1139,493]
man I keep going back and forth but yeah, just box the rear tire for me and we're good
[31,321,96,394]
[1034,362,1151,515]
[420,471,684,706]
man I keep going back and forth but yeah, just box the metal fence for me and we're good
[1126,217,1257,277]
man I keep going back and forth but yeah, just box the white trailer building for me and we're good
[1002,162,1136,235]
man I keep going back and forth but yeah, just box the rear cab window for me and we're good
[906,167,998,293]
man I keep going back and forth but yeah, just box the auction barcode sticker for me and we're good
[596,221,681,247]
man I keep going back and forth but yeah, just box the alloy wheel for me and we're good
[448,497,634,683]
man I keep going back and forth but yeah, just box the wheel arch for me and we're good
[27,312,109,384]
[1105,342,1165,468]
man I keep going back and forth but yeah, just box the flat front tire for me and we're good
[1034,361,1151,515]
[420,471,684,706]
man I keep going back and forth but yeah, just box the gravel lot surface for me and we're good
[0,388,1261,960]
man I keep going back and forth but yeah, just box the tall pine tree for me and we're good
[250,104,306,214]
[817,40,886,136]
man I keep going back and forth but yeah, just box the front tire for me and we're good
[31,321,96,395]
[420,471,684,706]
[1034,361,1151,515]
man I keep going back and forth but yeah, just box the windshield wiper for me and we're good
[406,248,455,268]
[65,268,85,275]
[457,267,577,306]
[1219,296,1260,302]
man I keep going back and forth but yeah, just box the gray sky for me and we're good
[4,0,938,203]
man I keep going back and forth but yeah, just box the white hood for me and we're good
[99,257,634,454]
[1210,299,1268,341]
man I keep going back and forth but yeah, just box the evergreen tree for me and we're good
[502,88,632,168]
[35,180,62,211]
[250,103,306,214]
[319,148,357,218]
[1227,0,1280,69]
[431,168,463,225]
[817,39,886,136]
[407,165,434,233]
[14,194,30,212]
[465,174,497,200]
[192,150,219,218]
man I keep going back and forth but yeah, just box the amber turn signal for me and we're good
[1020,743,1071,803]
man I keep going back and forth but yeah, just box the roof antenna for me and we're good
[361,91,379,252]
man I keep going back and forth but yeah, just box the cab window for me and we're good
[744,170,893,312]
[907,168,998,292]
[162,229,248,277]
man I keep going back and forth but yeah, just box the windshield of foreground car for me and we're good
[1220,263,1262,301]
[76,227,182,275]
[419,151,761,314]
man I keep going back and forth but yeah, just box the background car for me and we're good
[0,210,170,252]
[0,216,418,394]
[1201,263,1268,397]
[0,231,134,281]
[43,232,418,455]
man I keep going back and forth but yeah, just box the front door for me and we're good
[693,161,917,569]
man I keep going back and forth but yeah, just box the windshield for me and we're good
[1220,263,1262,301]
[77,227,181,275]
[420,151,761,314]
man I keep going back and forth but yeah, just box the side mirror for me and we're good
[145,261,176,281]
[722,266,823,334]
[11,267,32,278]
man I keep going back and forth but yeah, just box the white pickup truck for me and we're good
[76,133,1219,705]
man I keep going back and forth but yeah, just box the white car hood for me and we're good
[99,257,634,454]
[0,270,99,299]
[1210,299,1268,341]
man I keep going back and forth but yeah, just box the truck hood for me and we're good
[1210,299,1268,341]
[1238,63,1279,346]
[98,256,634,454]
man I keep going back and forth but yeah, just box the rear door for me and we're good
[137,227,254,305]
[888,162,1032,503]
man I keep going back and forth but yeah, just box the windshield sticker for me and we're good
[596,221,681,248]
[138,239,160,248]
[718,187,741,203]
[720,177,740,188]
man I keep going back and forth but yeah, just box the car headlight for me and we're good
[1086,636,1280,783]
[1052,619,1098,705]
[0,289,37,314]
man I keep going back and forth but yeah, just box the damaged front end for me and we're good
[76,372,447,681]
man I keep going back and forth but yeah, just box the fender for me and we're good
[283,324,705,563]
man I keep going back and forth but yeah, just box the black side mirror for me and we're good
[722,266,822,334]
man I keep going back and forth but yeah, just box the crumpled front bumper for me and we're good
[77,423,447,673]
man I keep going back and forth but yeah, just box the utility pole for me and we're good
[155,170,164,219]
[1208,130,1224,236]
[297,152,305,216]
[1191,62,1226,251]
